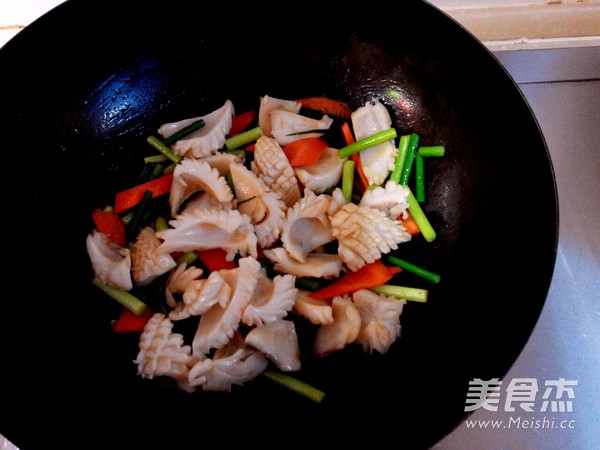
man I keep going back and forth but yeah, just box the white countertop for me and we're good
[1,2,599,449]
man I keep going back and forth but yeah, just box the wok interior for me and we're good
[1,2,557,448]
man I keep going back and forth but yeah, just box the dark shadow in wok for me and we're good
[0,1,557,448]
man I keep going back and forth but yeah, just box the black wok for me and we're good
[0,1,557,448]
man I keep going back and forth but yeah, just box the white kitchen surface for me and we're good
[1,2,599,449]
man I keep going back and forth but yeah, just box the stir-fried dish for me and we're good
[86,94,443,402]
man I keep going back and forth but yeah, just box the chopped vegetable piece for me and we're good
[387,255,441,283]
[400,213,421,235]
[296,96,352,119]
[114,173,174,214]
[262,369,325,403]
[389,134,411,184]
[113,307,155,333]
[337,128,397,159]
[196,248,237,272]
[162,119,206,145]
[282,137,329,167]
[406,188,437,242]
[399,132,420,185]
[91,209,127,248]
[310,259,399,300]
[371,284,428,303]
[224,126,262,151]
[92,278,147,315]
[340,121,355,145]
[229,110,257,136]
[175,251,198,266]
[341,159,355,203]
[415,153,425,203]
[146,135,182,164]
[418,145,446,157]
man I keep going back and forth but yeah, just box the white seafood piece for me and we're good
[294,147,346,194]
[192,256,262,355]
[352,288,406,354]
[351,99,397,186]
[359,180,410,220]
[131,227,177,286]
[230,162,285,248]
[158,99,234,158]
[156,208,257,261]
[313,295,361,356]
[178,271,232,318]
[280,189,335,263]
[180,191,231,215]
[200,152,244,178]
[245,319,301,371]
[86,229,132,290]
[188,331,268,392]
[135,313,194,389]
[251,135,301,207]
[242,272,297,327]
[293,289,334,325]
[270,109,333,146]
[331,202,412,271]
[263,247,343,279]
[326,187,347,216]
[169,158,233,216]
[166,263,203,308]
[258,95,302,137]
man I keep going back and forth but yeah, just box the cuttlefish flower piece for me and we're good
[258,95,302,137]
[280,188,335,263]
[156,208,257,261]
[293,289,334,325]
[169,158,233,216]
[270,109,333,146]
[359,180,410,220]
[188,331,268,392]
[192,256,262,355]
[251,135,301,207]
[158,99,234,159]
[312,295,361,356]
[351,98,397,186]
[245,319,301,372]
[242,272,297,327]
[331,202,411,271]
[86,229,132,290]
[352,288,406,355]
[131,227,177,286]
[262,247,343,279]
[165,263,203,309]
[294,147,346,194]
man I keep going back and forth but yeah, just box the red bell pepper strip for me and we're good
[114,173,174,214]
[113,307,155,333]
[92,209,127,248]
[196,248,237,272]
[228,110,257,136]
[282,137,329,167]
[309,260,401,300]
[296,96,353,120]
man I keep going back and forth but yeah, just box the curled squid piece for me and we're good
[293,289,334,326]
[86,229,132,291]
[258,95,302,137]
[192,256,262,355]
[188,331,268,392]
[262,247,343,279]
[270,109,333,146]
[294,147,346,194]
[169,158,234,216]
[245,319,301,372]
[251,135,301,207]
[158,99,234,159]
[331,202,412,272]
[312,295,361,356]
[280,189,335,263]
[131,227,177,286]
[242,272,297,327]
[156,208,258,261]
[135,313,194,392]
[351,98,398,186]
[165,263,203,309]
[359,180,411,220]
[352,288,406,355]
